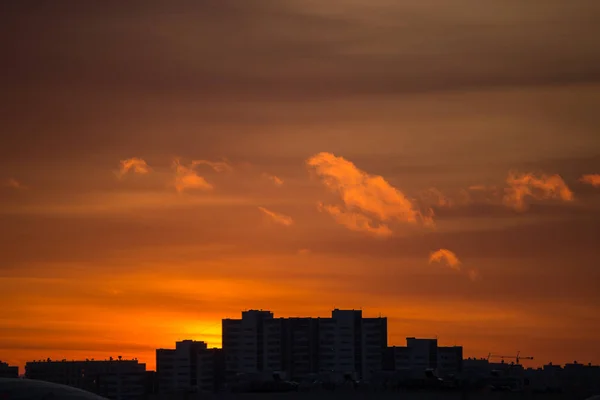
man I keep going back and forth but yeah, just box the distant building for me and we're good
[197,348,225,392]
[222,308,387,382]
[156,340,224,394]
[438,345,463,375]
[0,361,19,378]
[24,358,147,400]
[383,337,462,376]
[222,310,273,377]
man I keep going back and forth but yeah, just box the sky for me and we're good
[1,0,600,371]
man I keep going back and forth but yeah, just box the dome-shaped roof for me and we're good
[0,378,108,400]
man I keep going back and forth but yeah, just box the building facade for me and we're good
[0,361,19,378]
[156,340,205,394]
[156,340,224,394]
[384,337,462,376]
[24,358,147,400]
[222,309,387,381]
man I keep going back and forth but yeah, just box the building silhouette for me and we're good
[0,361,19,378]
[156,340,224,395]
[384,337,463,377]
[222,308,387,382]
[24,358,147,400]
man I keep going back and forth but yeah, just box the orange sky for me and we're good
[1,0,600,372]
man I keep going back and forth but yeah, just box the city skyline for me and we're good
[2,308,597,372]
[1,0,600,377]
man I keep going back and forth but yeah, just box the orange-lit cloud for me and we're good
[318,203,393,237]
[297,248,311,255]
[466,269,481,282]
[173,159,213,192]
[429,249,482,281]
[420,187,453,208]
[4,178,26,190]
[258,207,294,226]
[429,249,462,271]
[191,159,233,173]
[428,249,481,281]
[503,171,573,211]
[579,174,600,187]
[263,173,284,186]
[468,185,488,191]
[117,157,151,178]
[306,152,433,236]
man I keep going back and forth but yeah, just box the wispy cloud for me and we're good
[466,269,481,282]
[579,174,600,187]
[263,173,284,186]
[419,187,454,208]
[429,249,480,281]
[117,157,151,178]
[318,203,393,237]
[4,178,27,190]
[503,171,574,211]
[191,159,233,173]
[307,152,433,236]
[258,207,294,226]
[467,185,488,191]
[173,159,213,192]
[429,249,462,271]
[297,248,311,255]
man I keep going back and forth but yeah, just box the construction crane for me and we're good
[487,351,534,365]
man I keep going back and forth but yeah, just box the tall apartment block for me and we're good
[221,309,387,381]
[156,340,224,394]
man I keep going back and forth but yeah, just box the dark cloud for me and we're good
[2,0,600,98]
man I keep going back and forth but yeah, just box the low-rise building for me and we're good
[383,338,462,376]
[0,361,19,378]
[25,358,147,400]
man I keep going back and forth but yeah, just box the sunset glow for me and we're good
[1,0,600,375]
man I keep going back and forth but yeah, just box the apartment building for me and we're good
[222,309,387,381]
[384,337,463,376]
[24,358,147,400]
[222,309,273,378]
[156,340,206,393]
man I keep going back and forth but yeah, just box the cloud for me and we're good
[318,203,393,237]
[173,159,213,192]
[429,248,480,281]
[263,173,284,186]
[579,174,600,188]
[258,207,294,227]
[429,249,462,271]
[468,185,488,191]
[503,171,574,211]
[297,248,311,256]
[466,269,481,282]
[419,187,454,208]
[191,159,233,173]
[306,152,433,236]
[4,178,26,190]
[117,157,150,178]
